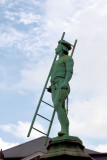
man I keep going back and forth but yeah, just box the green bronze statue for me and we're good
[47,39,74,136]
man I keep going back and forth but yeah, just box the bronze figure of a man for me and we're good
[48,39,74,136]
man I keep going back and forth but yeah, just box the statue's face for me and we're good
[55,43,63,55]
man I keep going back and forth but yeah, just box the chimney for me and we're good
[0,149,4,160]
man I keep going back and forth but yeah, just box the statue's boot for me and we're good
[58,125,69,136]
[58,131,67,136]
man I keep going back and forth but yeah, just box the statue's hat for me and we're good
[58,40,72,50]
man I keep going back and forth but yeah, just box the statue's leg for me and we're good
[54,88,69,136]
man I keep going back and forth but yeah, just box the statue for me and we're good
[47,39,74,136]
[27,32,77,146]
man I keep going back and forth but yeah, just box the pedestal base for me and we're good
[40,135,94,160]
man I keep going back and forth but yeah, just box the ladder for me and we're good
[27,32,77,146]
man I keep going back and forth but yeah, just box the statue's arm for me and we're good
[64,56,74,83]
[61,56,74,89]
[64,70,73,84]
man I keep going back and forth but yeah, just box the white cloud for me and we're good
[68,95,107,138]
[83,143,107,153]
[0,0,7,4]
[5,11,41,24]
[0,57,52,93]
[0,24,48,58]
[5,11,17,21]
[95,144,107,153]
[0,121,45,140]
[0,27,26,48]
[14,66,47,91]
[0,65,6,77]
[0,138,19,150]
[43,0,107,43]
[19,12,41,24]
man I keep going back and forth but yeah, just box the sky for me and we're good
[0,0,107,153]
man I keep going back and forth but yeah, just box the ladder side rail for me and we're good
[27,54,57,137]
[44,109,56,146]
[61,32,65,40]
[27,32,65,138]
[65,39,77,114]
[71,39,77,57]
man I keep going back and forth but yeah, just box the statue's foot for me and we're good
[58,131,67,136]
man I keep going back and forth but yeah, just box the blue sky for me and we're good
[0,0,107,152]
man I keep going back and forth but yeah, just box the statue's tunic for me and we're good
[50,55,74,103]
[51,55,73,81]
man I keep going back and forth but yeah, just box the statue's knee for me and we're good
[54,101,58,108]
[54,104,59,112]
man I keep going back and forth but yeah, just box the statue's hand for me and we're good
[60,83,68,89]
[47,86,51,93]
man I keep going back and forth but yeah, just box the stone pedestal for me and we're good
[40,135,94,160]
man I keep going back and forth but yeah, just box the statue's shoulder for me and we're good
[62,55,74,64]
